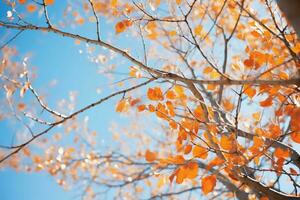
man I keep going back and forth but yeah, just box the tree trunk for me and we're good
[277,0,300,35]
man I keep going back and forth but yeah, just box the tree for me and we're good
[0,0,300,199]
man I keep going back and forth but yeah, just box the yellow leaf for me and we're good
[115,99,129,112]
[157,176,166,188]
[194,25,203,36]
[129,66,141,78]
[174,85,185,97]
[111,0,118,7]
[252,112,261,121]
[176,0,182,4]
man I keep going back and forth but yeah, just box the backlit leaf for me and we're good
[202,175,216,195]
[192,145,208,159]
[147,87,164,101]
[145,150,156,162]
[260,97,273,107]
[45,0,55,5]
[27,4,37,13]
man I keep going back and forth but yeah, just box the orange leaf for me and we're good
[17,103,26,111]
[45,0,54,5]
[22,147,31,157]
[220,134,235,151]
[244,86,256,99]
[192,145,208,159]
[206,157,225,170]
[130,98,140,106]
[274,148,290,159]
[115,99,129,113]
[33,155,42,163]
[137,104,146,112]
[145,150,156,162]
[148,104,155,112]
[290,108,300,132]
[249,136,264,154]
[222,99,234,112]
[156,102,168,119]
[207,84,217,91]
[115,20,132,34]
[166,90,176,99]
[202,175,216,195]
[291,132,300,143]
[171,161,199,184]
[93,2,107,12]
[176,0,182,4]
[184,145,192,154]
[194,105,205,121]
[115,21,126,34]
[76,17,85,25]
[18,0,26,4]
[290,168,298,176]
[244,58,254,68]
[251,30,261,37]
[27,4,37,13]
[185,162,198,179]
[203,66,213,74]
[268,124,281,139]
[175,167,186,184]
[169,120,178,129]
[172,155,186,164]
[147,87,164,101]
[260,97,273,107]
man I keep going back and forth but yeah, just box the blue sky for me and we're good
[0,2,127,199]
